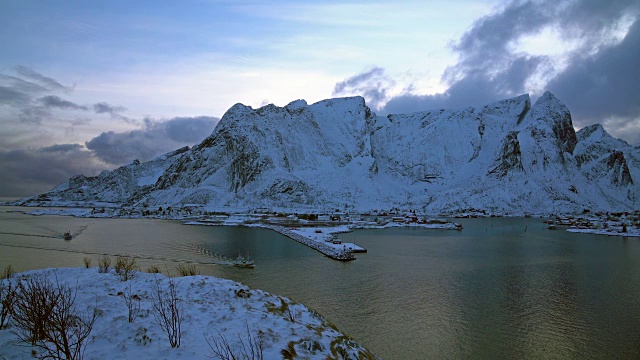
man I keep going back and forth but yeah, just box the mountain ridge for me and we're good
[19,92,640,215]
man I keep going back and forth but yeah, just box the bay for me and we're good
[1,204,640,359]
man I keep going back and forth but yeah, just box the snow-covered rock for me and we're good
[19,92,640,214]
[0,268,377,359]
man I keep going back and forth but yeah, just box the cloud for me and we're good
[0,65,136,132]
[0,144,108,197]
[161,116,219,143]
[38,95,88,111]
[92,102,134,123]
[546,18,640,132]
[0,86,31,105]
[0,66,221,196]
[344,0,638,142]
[13,65,71,92]
[0,115,219,196]
[0,66,131,121]
[18,107,51,125]
[0,67,75,125]
[0,73,50,96]
[332,67,395,109]
[93,102,126,114]
[85,116,218,165]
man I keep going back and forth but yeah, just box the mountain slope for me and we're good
[20,92,640,214]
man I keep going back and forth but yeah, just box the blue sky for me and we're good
[1,0,495,119]
[0,0,638,195]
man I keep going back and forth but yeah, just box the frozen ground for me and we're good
[0,268,377,359]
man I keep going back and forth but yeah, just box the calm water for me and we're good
[2,204,640,359]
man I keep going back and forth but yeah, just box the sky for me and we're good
[0,0,638,196]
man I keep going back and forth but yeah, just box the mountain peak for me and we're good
[576,124,605,142]
[524,90,577,154]
[285,99,308,110]
[225,103,254,117]
[313,96,367,109]
[22,93,640,214]
[536,90,559,103]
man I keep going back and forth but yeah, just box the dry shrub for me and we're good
[0,280,16,329]
[206,321,264,360]
[98,256,111,273]
[120,283,141,323]
[151,277,183,348]
[1,264,15,279]
[176,264,197,277]
[114,256,137,281]
[11,275,97,359]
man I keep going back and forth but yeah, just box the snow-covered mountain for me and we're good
[20,92,640,214]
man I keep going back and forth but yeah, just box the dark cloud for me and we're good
[18,107,51,124]
[38,95,88,111]
[0,73,50,95]
[162,116,218,143]
[13,65,70,92]
[92,102,133,123]
[333,67,395,109]
[93,102,126,114]
[0,67,76,125]
[0,86,31,105]
[0,66,136,132]
[0,144,107,197]
[357,0,640,145]
[0,66,218,196]
[86,116,218,165]
[546,18,640,129]
[39,143,85,153]
[559,0,640,39]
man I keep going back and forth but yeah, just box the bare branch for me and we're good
[10,275,97,359]
[120,283,141,323]
[151,277,183,348]
[205,321,264,360]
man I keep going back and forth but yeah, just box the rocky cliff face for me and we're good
[21,93,640,214]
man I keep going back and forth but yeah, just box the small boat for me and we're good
[233,255,254,268]
[63,231,72,240]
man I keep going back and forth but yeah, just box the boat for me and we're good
[233,255,254,268]
[63,231,72,240]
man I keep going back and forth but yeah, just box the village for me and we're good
[17,203,640,261]
[185,209,464,261]
[544,211,640,237]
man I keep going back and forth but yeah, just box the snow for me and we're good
[290,226,364,252]
[137,171,163,187]
[0,268,377,359]
[566,227,640,237]
[26,208,92,217]
[17,92,640,215]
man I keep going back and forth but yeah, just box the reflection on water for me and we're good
[2,207,640,359]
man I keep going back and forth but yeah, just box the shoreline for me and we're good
[6,202,640,242]
[5,205,465,262]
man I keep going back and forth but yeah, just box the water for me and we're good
[2,204,640,359]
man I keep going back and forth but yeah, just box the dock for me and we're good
[262,224,356,261]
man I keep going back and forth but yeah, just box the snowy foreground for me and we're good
[0,268,378,359]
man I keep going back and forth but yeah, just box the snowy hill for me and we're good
[19,92,640,214]
[0,268,377,359]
